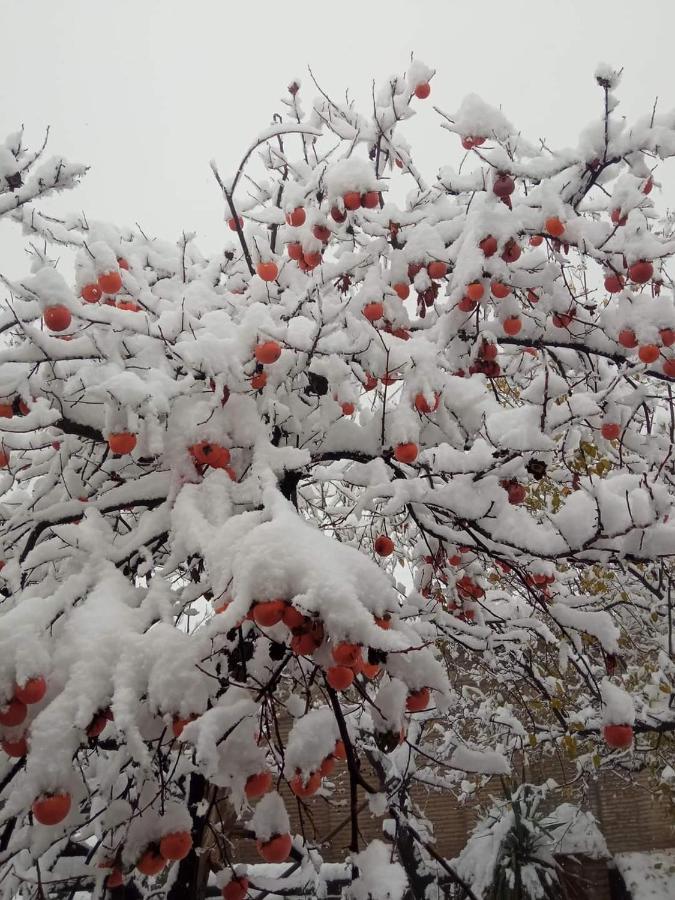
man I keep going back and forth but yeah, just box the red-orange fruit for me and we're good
[0,699,27,727]
[343,191,361,210]
[611,208,628,226]
[43,305,72,332]
[326,665,355,691]
[638,344,660,364]
[107,869,124,889]
[466,282,484,301]
[86,712,109,738]
[107,432,137,455]
[1,735,28,757]
[81,283,102,303]
[544,216,565,238]
[282,605,307,629]
[253,599,286,628]
[604,274,624,293]
[313,224,331,242]
[618,329,638,349]
[171,715,197,738]
[628,260,653,284]
[159,831,193,860]
[491,281,511,299]
[603,723,634,749]
[501,239,521,263]
[290,770,322,797]
[255,340,282,364]
[14,676,46,705]
[98,271,123,294]
[394,442,418,464]
[222,877,249,900]
[503,317,522,336]
[406,687,431,712]
[32,793,71,826]
[304,251,321,269]
[374,535,395,557]
[331,642,362,667]
[360,661,380,680]
[414,392,440,413]
[136,847,166,876]
[493,174,515,197]
[256,261,279,282]
[427,260,448,279]
[363,302,384,322]
[285,207,306,227]
[189,442,231,468]
[291,631,318,655]
[479,235,498,257]
[245,770,273,800]
[319,755,336,777]
[257,833,292,863]
[506,482,526,505]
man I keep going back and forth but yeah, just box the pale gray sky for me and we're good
[1,0,674,275]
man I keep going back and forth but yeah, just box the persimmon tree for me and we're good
[1,60,675,900]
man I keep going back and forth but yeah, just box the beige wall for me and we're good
[225,753,674,865]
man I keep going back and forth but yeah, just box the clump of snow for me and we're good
[251,792,291,843]
[594,63,622,90]
[600,678,635,725]
[325,159,379,199]
[615,850,675,900]
[284,707,339,777]
[23,266,73,310]
[449,745,510,776]
[450,94,515,142]
[347,840,407,900]
[546,804,609,858]
[371,679,408,734]
[406,59,434,90]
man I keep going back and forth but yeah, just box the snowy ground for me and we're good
[614,850,675,900]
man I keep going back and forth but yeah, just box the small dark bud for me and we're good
[306,372,329,396]
[5,172,22,191]
[269,641,285,661]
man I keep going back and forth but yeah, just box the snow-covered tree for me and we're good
[0,60,674,899]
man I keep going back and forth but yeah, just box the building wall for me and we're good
[225,752,674,867]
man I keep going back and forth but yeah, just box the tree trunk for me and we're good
[167,774,209,900]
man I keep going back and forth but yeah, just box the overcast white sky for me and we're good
[1,0,674,276]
